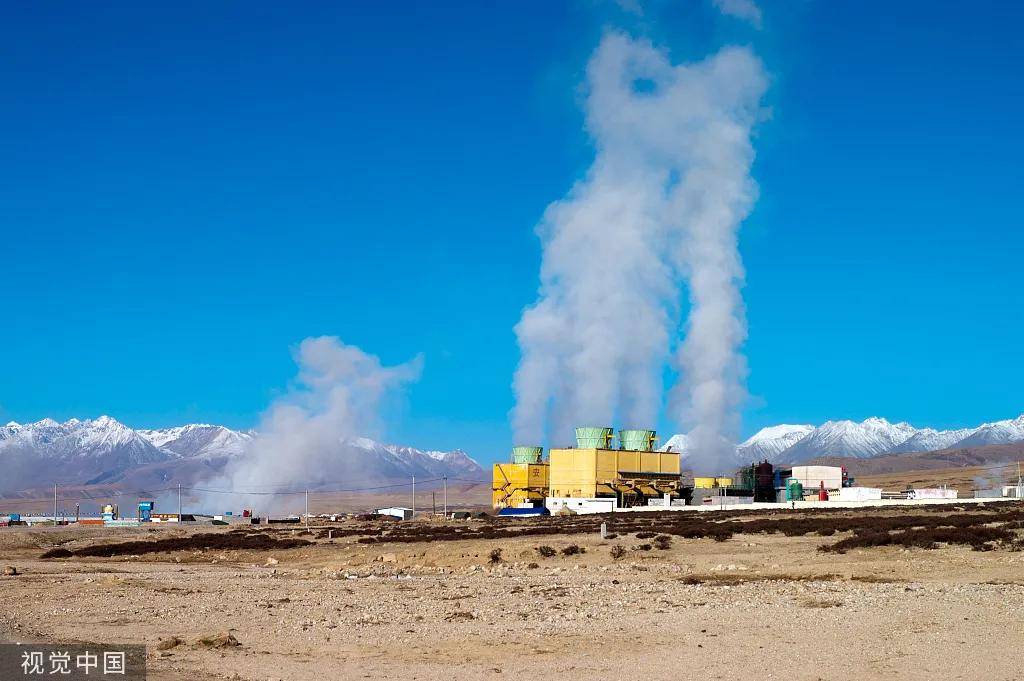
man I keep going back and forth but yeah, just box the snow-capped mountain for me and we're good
[660,413,1024,466]
[347,437,481,479]
[736,424,814,460]
[659,433,689,453]
[139,424,254,460]
[955,415,1024,447]
[889,427,976,454]
[0,416,166,464]
[0,416,482,493]
[0,416,169,491]
[778,417,918,461]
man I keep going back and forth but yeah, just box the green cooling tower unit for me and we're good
[511,446,543,464]
[575,426,614,449]
[618,429,657,452]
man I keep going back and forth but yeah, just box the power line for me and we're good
[0,478,454,505]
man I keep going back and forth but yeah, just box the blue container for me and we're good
[497,507,550,517]
[9,513,21,522]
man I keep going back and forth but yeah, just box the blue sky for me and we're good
[2,1,1022,463]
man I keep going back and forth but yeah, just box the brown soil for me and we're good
[2,503,1023,681]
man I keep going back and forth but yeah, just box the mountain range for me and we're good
[0,416,482,494]
[4,412,1023,495]
[663,414,1024,465]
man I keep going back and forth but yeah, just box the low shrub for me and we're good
[819,525,1014,554]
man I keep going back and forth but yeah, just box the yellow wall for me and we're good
[549,448,681,498]
[492,463,549,508]
[548,449,599,498]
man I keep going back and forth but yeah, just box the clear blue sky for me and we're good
[2,1,1022,463]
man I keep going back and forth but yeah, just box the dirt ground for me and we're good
[856,464,1015,497]
[2,506,1024,681]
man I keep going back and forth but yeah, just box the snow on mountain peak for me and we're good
[740,424,814,446]
[0,417,484,493]
[139,424,253,459]
[660,413,1024,465]
[736,424,814,461]
[659,433,689,453]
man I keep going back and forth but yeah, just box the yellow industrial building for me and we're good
[492,461,549,508]
[547,447,680,499]
[493,428,683,509]
[492,446,550,509]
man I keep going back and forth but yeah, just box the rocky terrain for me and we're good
[2,504,1023,680]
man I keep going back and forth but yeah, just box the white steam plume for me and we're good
[513,32,765,471]
[201,336,421,512]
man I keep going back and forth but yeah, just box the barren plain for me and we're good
[2,503,1024,681]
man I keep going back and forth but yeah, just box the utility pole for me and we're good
[443,476,448,518]
[411,476,415,516]
[305,489,309,528]
[53,483,57,524]
[177,483,182,520]
[432,491,436,517]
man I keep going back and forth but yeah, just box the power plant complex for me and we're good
[492,426,933,515]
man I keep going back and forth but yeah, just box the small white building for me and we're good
[838,487,883,501]
[909,488,957,500]
[376,507,414,520]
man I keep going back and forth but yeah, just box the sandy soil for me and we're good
[2,510,1023,681]
[856,464,1017,496]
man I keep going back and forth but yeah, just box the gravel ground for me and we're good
[1,518,1023,680]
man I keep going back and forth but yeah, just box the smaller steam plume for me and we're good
[199,337,421,512]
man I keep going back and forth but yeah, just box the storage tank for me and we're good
[754,461,775,503]
[735,466,755,490]
[786,478,804,501]
[790,465,843,491]
[618,429,657,451]
[511,446,543,464]
[575,426,614,449]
